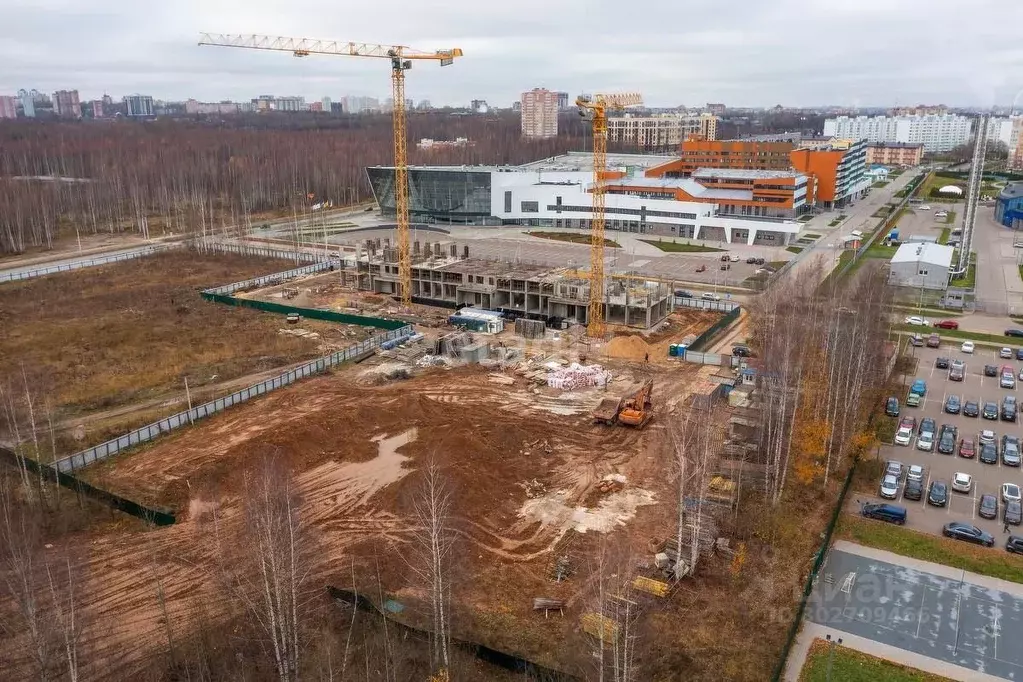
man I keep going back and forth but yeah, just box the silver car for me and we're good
[917,432,935,452]
[880,474,900,499]
[907,464,925,481]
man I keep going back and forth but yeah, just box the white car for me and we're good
[879,474,900,499]
[961,341,975,354]
[919,205,931,210]
[895,426,913,446]
[980,429,996,446]
[905,316,929,326]
[1003,483,1022,504]
[701,292,721,301]
[916,432,935,452]
[1001,347,1014,359]
[907,464,925,481]
[952,472,973,493]
[729,254,740,262]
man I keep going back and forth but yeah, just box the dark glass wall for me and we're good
[366,168,493,223]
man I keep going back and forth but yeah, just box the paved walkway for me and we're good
[784,540,1023,681]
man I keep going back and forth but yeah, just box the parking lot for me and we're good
[855,337,1023,541]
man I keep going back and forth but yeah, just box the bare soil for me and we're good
[0,250,375,454]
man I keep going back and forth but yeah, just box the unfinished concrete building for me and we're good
[343,241,671,329]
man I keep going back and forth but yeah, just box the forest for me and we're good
[0,112,596,254]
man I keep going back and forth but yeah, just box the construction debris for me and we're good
[532,598,565,618]
[582,612,620,644]
[597,473,627,494]
[546,363,611,390]
[515,318,547,339]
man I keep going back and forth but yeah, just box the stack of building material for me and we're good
[546,363,611,390]
[459,342,491,364]
[514,318,546,339]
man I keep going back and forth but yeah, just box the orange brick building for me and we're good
[789,139,868,209]
[654,139,795,177]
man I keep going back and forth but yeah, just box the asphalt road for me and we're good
[857,339,1023,539]
[973,205,1023,316]
[807,546,1023,680]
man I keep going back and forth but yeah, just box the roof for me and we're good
[1000,183,1023,200]
[938,185,964,195]
[867,142,924,149]
[691,168,804,181]
[890,242,955,268]
[517,151,676,172]
[608,176,752,200]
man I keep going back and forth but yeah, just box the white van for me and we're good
[701,292,721,301]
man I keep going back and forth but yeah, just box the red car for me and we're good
[899,415,917,431]
[958,438,976,459]
[934,320,959,330]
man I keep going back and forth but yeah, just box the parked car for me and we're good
[919,205,931,210]
[944,395,962,414]
[861,503,907,525]
[745,257,757,264]
[985,364,999,377]
[934,320,959,330]
[1003,396,1018,422]
[720,254,729,262]
[732,344,752,357]
[1006,535,1023,554]
[900,416,917,431]
[907,464,924,481]
[1006,329,1023,338]
[928,481,949,506]
[952,472,973,493]
[949,360,965,381]
[879,474,900,499]
[962,341,975,354]
[917,431,935,452]
[695,264,706,273]
[958,437,976,458]
[983,402,1000,420]
[938,425,957,454]
[943,522,995,547]
[1002,435,1021,467]
[1001,366,1017,389]
[904,316,929,326]
[910,379,927,396]
[935,357,950,369]
[981,429,997,446]
[980,443,999,464]
[979,494,999,520]
[1006,501,1022,526]
[919,417,935,436]
[906,392,921,407]
[701,292,721,301]
[963,400,980,418]
[927,333,941,348]
[895,426,914,446]
[1003,347,1015,358]
[903,479,924,501]
[885,396,900,417]
[675,290,693,298]
[1002,483,1022,504]
[909,334,924,347]
[885,460,904,480]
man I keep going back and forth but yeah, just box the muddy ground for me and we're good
[10,356,718,679]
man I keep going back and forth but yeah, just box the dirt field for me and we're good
[0,250,374,454]
[11,355,717,677]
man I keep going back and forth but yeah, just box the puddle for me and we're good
[333,428,418,507]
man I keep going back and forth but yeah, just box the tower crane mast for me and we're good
[576,93,643,338]
[198,33,463,306]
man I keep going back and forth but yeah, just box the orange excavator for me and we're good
[593,380,653,428]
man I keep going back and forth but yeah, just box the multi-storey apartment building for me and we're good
[520,88,558,139]
[0,96,17,119]
[866,142,924,166]
[52,89,81,119]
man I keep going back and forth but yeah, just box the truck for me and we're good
[592,397,623,425]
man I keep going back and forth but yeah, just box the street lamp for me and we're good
[825,634,843,681]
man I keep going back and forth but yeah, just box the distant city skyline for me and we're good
[0,0,1019,109]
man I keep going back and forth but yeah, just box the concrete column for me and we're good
[748,229,757,246]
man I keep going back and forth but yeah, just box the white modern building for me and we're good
[887,242,955,290]
[366,153,801,246]
[823,114,998,153]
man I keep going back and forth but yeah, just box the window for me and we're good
[504,191,512,213]
[919,269,929,276]
[521,201,539,213]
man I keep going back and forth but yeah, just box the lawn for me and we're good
[943,210,956,225]
[526,231,621,248]
[799,639,955,682]
[863,243,897,259]
[872,180,890,188]
[949,253,976,288]
[828,214,849,227]
[836,515,1023,584]
[803,232,821,239]
[639,239,723,253]
[786,246,804,254]
[938,228,950,245]
[871,206,892,218]
[893,323,1005,345]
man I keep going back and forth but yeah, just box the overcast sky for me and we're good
[3,0,1022,108]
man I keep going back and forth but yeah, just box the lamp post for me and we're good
[825,634,843,681]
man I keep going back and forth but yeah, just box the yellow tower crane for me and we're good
[198,33,463,306]
[575,92,643,338]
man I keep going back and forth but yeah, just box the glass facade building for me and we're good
[366,167,494,224]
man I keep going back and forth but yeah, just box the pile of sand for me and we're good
[605,335,654,361]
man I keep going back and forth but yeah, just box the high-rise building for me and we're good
[123,94,154,118]
[470,99,489,113]
[17,90,35,118]
[322,96,332,112]
[418,99,432,110]
[0,96,17,119]
[342,95,380,114]
[556,92,570,110]
[520,88,558,139]
[309,101,323,112]
[790,139,869,210]
[706,103,726,116]
[823,114,983,152]
[865,143,924,167]
[52,89,82,118]
[90,99,106,119]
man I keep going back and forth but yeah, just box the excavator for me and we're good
[592,380,653,428]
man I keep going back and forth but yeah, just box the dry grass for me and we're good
[799,638,954,681]
[0,249,326,432]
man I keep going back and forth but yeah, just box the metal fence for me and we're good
[203,260,334,296]
[53,325,413,473]
[0,244,178,283]
[674,296,739,313]
[688,306,742,352]
[194,239,328,265]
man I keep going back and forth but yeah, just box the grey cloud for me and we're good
[0,0,1020,106]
